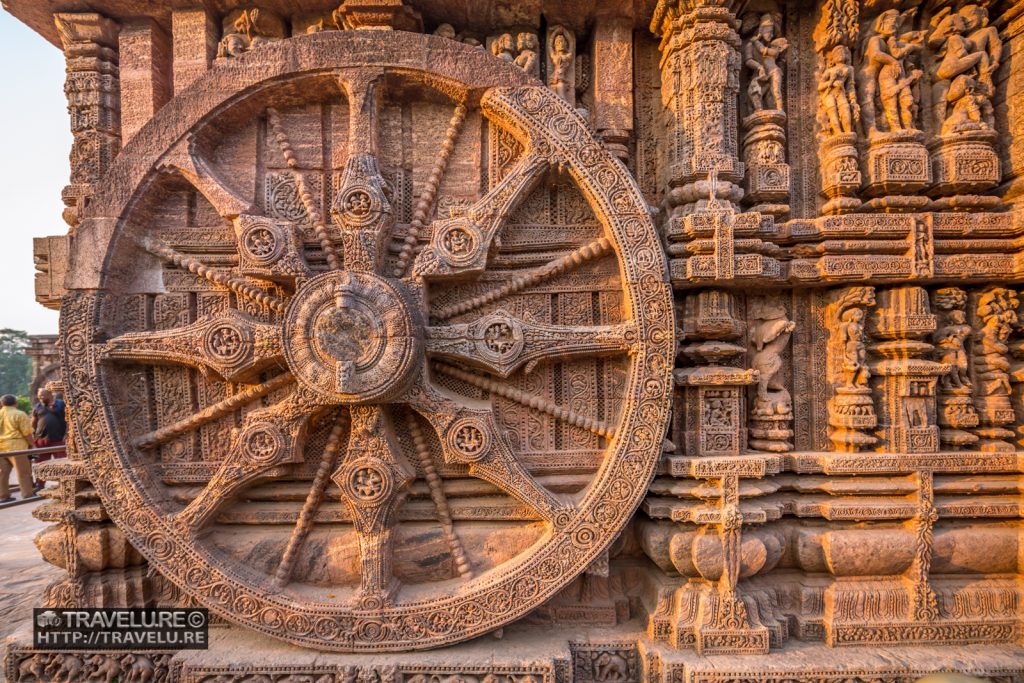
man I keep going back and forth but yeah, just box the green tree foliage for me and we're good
[0,329,32,397]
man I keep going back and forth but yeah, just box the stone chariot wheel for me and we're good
[62,30,672,651]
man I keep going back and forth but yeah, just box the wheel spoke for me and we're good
[412,149,549,280]
[331,405,414,609]
[159,136,255,220]
[140,237,287,313]
[173,388,316,533]
[134,373,294,450]
[102,309,284,383]
[407,414,474,579]
[392,102,469,278]
[331,73,395,274]
[411,380,568,523]
[433,362,615,440]
[266,107,342,271]
[426,314,636,377]
[274,412,349,588]
[431,237,613,320]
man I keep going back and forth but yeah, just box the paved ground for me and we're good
[0,500,62,646]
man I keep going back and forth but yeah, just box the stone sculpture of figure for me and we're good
[860,8,925,132]
[928,9,995,132]
[744,13,788,112]
[433,23,457,40]
[838,307,870,388]
[961,4,1002,91]
[217,9,265,59]
[818,44,860,135]
[974,290,1018,397]
[514,32,540,76]
[491,33,515,62]
[749,299,796,405]
[934,308,972,391]
[548,28,573,101]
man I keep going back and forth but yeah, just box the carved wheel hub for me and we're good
[285,271,421,404]
[63,31,672,652]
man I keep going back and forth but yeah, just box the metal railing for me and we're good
[0,444,66,459]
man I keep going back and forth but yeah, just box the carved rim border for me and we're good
[62,31,674,651]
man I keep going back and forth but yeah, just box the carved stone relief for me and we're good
[8,0,1024,678]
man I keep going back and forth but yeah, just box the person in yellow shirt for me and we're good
[0,394,36,502]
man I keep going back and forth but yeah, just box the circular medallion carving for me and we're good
[446,418,490,462]
[204,324,250,364]
[478,316,524,363]
[342,459,393,505]
[240,425,285,465]
[241,223,284,263]
[339,187,379,225]
[284,271,421,404]
[437,222,480,265]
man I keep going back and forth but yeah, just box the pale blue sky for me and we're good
[0,11,72,335]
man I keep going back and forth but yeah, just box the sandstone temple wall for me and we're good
[4,1,1024,681]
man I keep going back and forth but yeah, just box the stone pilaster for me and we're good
[54,12,120,228]
[592,17,633,162]
[119,18,171,141]
[651,0,744,215]
[868,287,944,453]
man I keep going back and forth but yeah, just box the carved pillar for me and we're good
[652,0,744,215]
[931,288,980,448]
[739,11,790,218]
[54,13,121,228]
[970,287,1019,451]
[869,287,944,453]
[813,0,862,214]
[826,286,877,452]
[592,18,633,162]
[118,18,171,141]
[674,290,757,458]
[907,470,938,622]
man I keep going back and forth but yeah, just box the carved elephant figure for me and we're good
[46,653,86,683]
[121,654,157,683]
[592,652,630,683]
[87,654,123,683]
[16,654,47,682]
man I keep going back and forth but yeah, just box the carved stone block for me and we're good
[865,132,930,198]
[929,131,1001,197]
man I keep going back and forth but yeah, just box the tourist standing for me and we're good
[0,394,36,502]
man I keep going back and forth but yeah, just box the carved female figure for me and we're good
[548,28,573,101]
[860,9,924,132]
[491,33,515,62]
[934,308,972,391]
[838,307,870,388]
[749,300,796,405]
[744,13,788,112]
[929,10,994,131]
[514,33,540,76]
[818,45,859,135]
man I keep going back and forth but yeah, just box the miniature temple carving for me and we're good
[9,0,1024,678]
